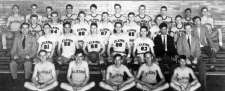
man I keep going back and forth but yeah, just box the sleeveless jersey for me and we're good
[110,14,126,24]
[98,22,113,45]
[174,67,193,85]
[7,15,24,31]
[58,34,77,58]
[140,63,160,84]
[135,14,152,27]
[35,61,55,83]
[86,14,101,23]
[108,34,129,52]
[49,23,63,36]
[38,35,57,53]
[84,34,104,52]
[70,61,89,84]
[123,22,140,45]
[134,37,154,54]
[61,14,77,24]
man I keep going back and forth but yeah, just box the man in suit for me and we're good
[10,22,37,84]
[192,16,216,70]
[154,22,177,71]
[177,23,201,65]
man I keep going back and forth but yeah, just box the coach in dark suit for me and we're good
[154,22,177,58]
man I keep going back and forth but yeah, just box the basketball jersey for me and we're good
[86,14,101,23]
[7,15,24,31]
[134,37,154,54]
[183,16,193,24]
[84,34,104,52]
[98,22,113,45]
[25,13,43,23]
[162,16,172,24]
[123,22,140,45]
[135,14,152,27]
[49,23,63,36]
[70,61,89,84]
[174,67,193,85]
[61,14,77,24]
[38,35,57,53]
[171,23,185,37]
[108,34,129,52]
[140,63,160,84]
[110,14,126,24]
[58,34,77,58]
[29,24,42,38]
[107,64,130,85]
[35,61,55,83]
[42,14,52,23]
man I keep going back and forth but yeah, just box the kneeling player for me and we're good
[60,52,95,91]
[136,52,169,91]
[170,55,201,91]
[24,50,58,91]
[99,54,135,91]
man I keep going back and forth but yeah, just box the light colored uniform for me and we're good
[86,14,101,23]
[139,63,160,84]
[110,14,126,24]
[98,22,113,45]
[84,34,104,52]
[174,67,193,87]
[38,35,57,56]
[35,61,56,83]
[135,14,152,27]
[61,14,77,24]
[201,16,214,27]
[25,14,43,23]
[69,61,89,84]
[7,15,24,31]
[49,23,63,36]
[123,22,140,46]
[29,24,42,38]
[58,34,77,58]
[134,37,154,54]
[108,34,129,54]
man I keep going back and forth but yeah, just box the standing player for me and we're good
[160,6,172,26]
[25,4,43,23]
[136,52,169,91]
[49,11,63,36]
[57,22,77,65]
[133,26,155,66]
[135,5,152,28]
[170,15,185,43]
[107,22,131,63]
[83,22,105,64]
[2,5,25,49]
[86,4,101,23]
[24,50,58,91]
[37,23,58,59]
[42,6,53,23]
[183,8,193,24]
[200,7,214,27]
[61,4,77,24]
[29,14,42,39]
[170,55,201,91]
[124,12,140,48]
[99,54,135,91]
[72,11,90,52]
[60,52,95,91]
[110,4,126,24]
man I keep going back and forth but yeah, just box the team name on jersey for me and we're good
[43,41,53,44]
[72,69,85,73]
[138,43,149,46]
[62,39,73,42]
[145,71,156,76]
[52,26,60,33]
[100,28,110,35]
[111,73,123,79]
[39,70,52,74]
[177,77,189,81]
[114,39,125,43]
[88,41,100,44]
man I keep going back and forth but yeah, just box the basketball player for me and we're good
[150,14,163,39]
[200,7,214,27]
[24,50,58,91]
[136,52,169,91]
[160,6,172,26]
[133,26,155,67]
[25,4,43,23]
[60,52,95,91]
[42,6,53,23]
[49,11,63,36]
[124,12,140,48]
[99,54,135,91]
[72,11,90,51]
[170,55,201,91]
[110,4,126,24]
[83,22,105,64]
[135,5,152,28]
[29,14,42,39]
[107,22,131,64]
[170,15,185,42]
[37,23,58,59]
[183,8,193,24]
[57,22,77,65]
[86,4,101,23]
[61,4,77,24]
[2,5,25,49]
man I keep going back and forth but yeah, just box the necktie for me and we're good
[22,36,26,49]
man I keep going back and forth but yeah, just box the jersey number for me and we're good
[141,46,148,51]
[64,42,71,46]
[116,43,123,47]
[91,44,98,48]
[44,45,50,49]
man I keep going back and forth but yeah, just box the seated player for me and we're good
[107,22,131,64]
[24,50,58,91]
[60,52,95,91]
[37,23,58,59]
[99,54,135,91]
[61,4,77,24]
[57,22,77,65]
[72,11,90,52]
[170,55,201,91]
[2,4,24,49]
[133,26,155,71]
[10,22,37,83]
[86,4,101,23]
[136,52,169,91]
[83,22,105,64]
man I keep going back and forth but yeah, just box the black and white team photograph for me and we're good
[0,0,225,91]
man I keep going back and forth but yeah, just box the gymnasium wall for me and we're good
[0,0,225,25]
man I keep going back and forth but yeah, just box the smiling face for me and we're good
[43,24,51,34]
[139,6,146,15]
[114,56,122,66]
[39,51,48,62]
[64,23,71,34]
[21,24,29,34]
[140,27,148,37]
[12,5,19,14]
[114,23,123,33]
[114,5,121,14]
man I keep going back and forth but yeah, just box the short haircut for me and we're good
[66,4,73,9]
[90,22,98,27]
[102,12,109,15]
[184,23,192,29]
[201,7,208,12]
[114,3,121,9]
[43,23,52,28]
[20,22,30,29]
[30,14,38,19]
[90,4,97,9]
[75,51,84,56]
[192,16,201,22]
[185,8,191,13]
[51,11,58,16]
[178,55,186,61]
[46,6,53,10]
[114,22,123,27]
[154,14,163,23]
[38,50,48,56]
[139,5,146,9]
[128,12,135,17]
[160,6,167,10]
[175,15,183,20]
[140,26,149,31]
[31,4,38,8]
[144,52,152,58]
[78,11,86,16]
[159,22,168,29]
[63,22,71,28]
[12,4,19,9]
[113,54,122,60]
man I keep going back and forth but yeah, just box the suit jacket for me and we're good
[11,33,38,58]
[192,25,215,48]
[177,35,201,58]
[154,34,177,58]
